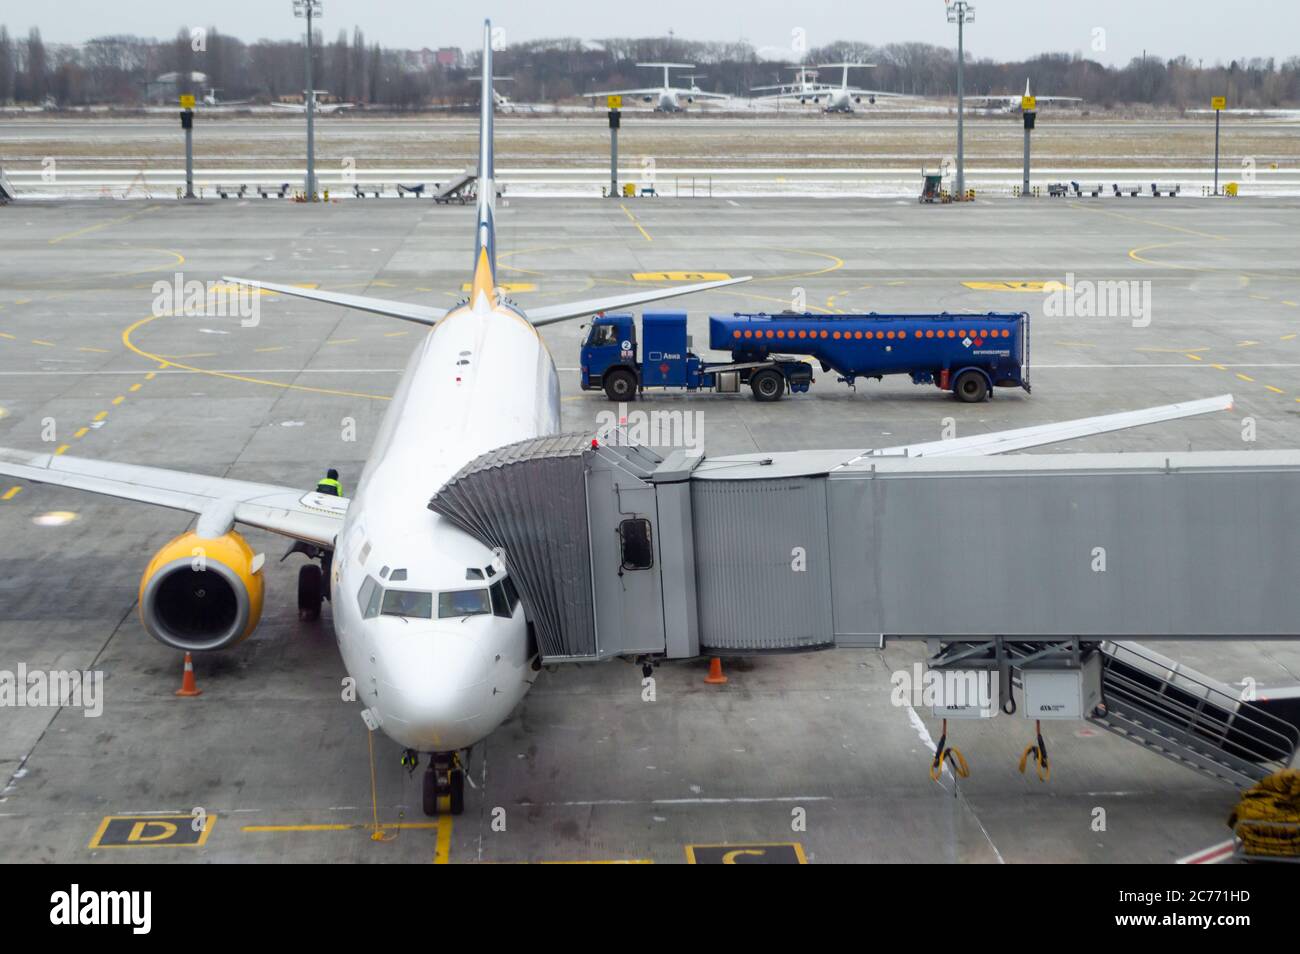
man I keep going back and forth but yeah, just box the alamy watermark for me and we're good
[0,665,103,717]
[595,402,704,450]
[152,273,261,327]
[1042,272,1151,328]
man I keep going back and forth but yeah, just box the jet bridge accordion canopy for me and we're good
[430,440,1300,664]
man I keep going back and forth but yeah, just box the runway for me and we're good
[0,195,1297,862]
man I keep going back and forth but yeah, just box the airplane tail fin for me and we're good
[470,19,497,305]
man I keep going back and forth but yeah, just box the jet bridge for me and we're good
[429,436,1300,783]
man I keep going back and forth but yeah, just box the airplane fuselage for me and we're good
[331,298,559,751]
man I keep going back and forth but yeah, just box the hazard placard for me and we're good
[607,95,622,109]
[179,94,196,110]
[1211,96,1226,110]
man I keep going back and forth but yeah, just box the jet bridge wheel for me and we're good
[603,368,637,402]
[750,369,786,402]
[297,564,322,621]
[953,369,990,403]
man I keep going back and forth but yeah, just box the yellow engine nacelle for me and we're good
[138,531,265,651]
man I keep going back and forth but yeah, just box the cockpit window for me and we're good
[381,589,433,619]
[390,568,408,582]
[465,568,485,580]
[359,576,382,619]
[438,588,491,619]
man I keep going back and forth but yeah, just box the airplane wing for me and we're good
[684,91,730,100]
[270,102,305,111]
[581,88,662,98]
[0,447,345,547]
[525,275,752,327]
[222,277,446,326]
[853,394,1234,461]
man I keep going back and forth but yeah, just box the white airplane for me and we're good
[0,21,749,817]
[584,62,728,112]
[972,79,1082,112]
[201,87,250,108]
[271,90,354,114]
[0,22,1241,818]
[754,63,906,113]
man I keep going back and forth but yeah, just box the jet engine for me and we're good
[138,531,265,651]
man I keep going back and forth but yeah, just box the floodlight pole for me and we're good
[947,1,974,200]
[294,0,321,201]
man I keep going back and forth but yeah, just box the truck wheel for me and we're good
[953,370,989,403]
[603,369,637,402]
[750,369,785,402]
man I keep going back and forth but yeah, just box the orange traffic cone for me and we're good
[174,652,202,697]
[704,657,728,685]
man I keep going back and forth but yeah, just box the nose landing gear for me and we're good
[422,752,466,816]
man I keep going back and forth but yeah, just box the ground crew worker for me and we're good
[316,468,342,496]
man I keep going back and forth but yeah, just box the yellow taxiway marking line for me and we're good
[326,338,359,345]
[73,427,89,439]
[1282,334,1297,341]
[1211,364,1228,371]
[241,822,443,833]
[2,487,21,501]
[47,206,159,245]
[53,444,69,456]
[144,372,156,380]
[0,332,14,339]
[1185,354,1203,361]
[93,410,108,421]
[122,314,392,401]
[1074,202,1226,240]
[111,395,125,405]
[1282,300,1298,307]
[1236,340,1259,347]
[384,331,408,337]
[31,339,54,347]
[128,383,142,392]
[1265,385,1286,394]
[620,204,652,242]
[254,346,286,353]
[77,346,110,353]
[240,817,452,862]
[1236,373,1255,382]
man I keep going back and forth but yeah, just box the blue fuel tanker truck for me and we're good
[580,310,1030,402]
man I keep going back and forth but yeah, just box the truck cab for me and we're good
[581,313,639,400]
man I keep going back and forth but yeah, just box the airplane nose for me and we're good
[376,629,495,750]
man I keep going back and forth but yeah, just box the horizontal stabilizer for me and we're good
[527,275,751,327]
[221,277,446,326]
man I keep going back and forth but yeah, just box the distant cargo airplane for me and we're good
[972,79,1082,111]
[585,62,728,112]
[753,63,907,113]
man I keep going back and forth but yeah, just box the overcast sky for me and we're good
[2,0,1294,68]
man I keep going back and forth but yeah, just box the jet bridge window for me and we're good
[618,518,654,571]
[438,588,491,619]
[381,589,433,619]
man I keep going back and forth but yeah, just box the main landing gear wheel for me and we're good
[953,369,990,403]
[603,369,637,402]
[422,754,466,816]
[297,564,322,621]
